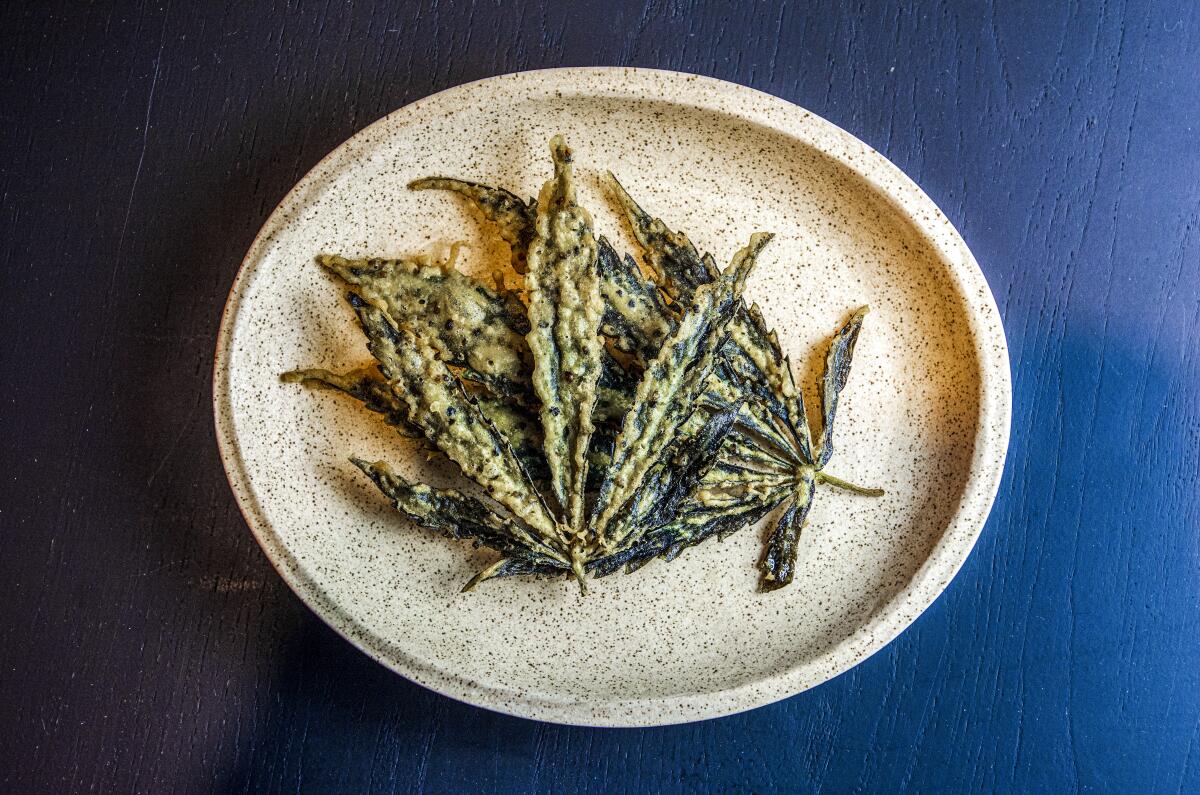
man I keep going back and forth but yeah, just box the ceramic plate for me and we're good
[213,68,1010,726]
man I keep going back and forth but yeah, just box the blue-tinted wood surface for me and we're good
[1,1,1197,792]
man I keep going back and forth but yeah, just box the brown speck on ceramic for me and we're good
[213,68,1011,727]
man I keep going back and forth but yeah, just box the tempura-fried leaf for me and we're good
[524,135,605,531]
[696,482,794,515]
[408,177,536,274]
[469,393,540,456]
[348,293,564,556]
[716,431,796,474]
[352,458,557,562]
[616,403,742,542]
[281,364,560,468]
[596,235,674,360]
[320,253,532,399]
[281,366,420,437]
[607,175,815,463]
[352,459,572,593]
[817,306,869,468]
[292,140,886,595]
[406,176,673,367]
[658,405,742,512]
[702,363,801,465]
[590,487,789,578]
[604,172,717,301]
[728,302,814,463]
[697,467,794,496]
[760,470,817,591]
[695,458,797,507]
[314,263,631,426]
[461,556,569,591]
[593,233,771,548]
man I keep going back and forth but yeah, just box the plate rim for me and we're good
[213,66,1012,727]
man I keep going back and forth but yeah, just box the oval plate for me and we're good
[214,68,1010,726]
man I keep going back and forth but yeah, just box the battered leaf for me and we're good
[408,177,537,274]
[691,490,788,516]
[697,467,794,497]
[352,459,547,559]
[593,232,771,549]
[524,135,605,532]
[604,172,716,301]
[596,235,674,360]
[281,364,561,467]
[728,302,814,463]
[469,394,541,457]
[461,556,568,591]
[290,138,888,595]
[354,459,571,590]
[281,366,419,437]
[817,306,869,468]
[407,176,673,365]
[702,363,801,465]
[319,245,637,434]
[709,436,795,476]
[618,404,743,539]
[348,293,564,556]
[320,253,532,398]
[602,403,737,551]
[606,175,813,462]
[695,456,797,507]
[591,487,790,578]
[760,470,817,591]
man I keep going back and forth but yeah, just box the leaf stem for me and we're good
[570,546,589,596]
[814,471,885,497]
[461,559,508,592]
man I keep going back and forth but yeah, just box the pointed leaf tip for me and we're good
[816,306,870,468]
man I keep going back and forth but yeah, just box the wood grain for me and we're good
[1,0,1197,791]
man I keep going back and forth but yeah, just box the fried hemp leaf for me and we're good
[524,135,605,533]
[407,175,672,367]
[289,137,889,595]
[320,253,533,399]
[408,177,537,274]
[353,459,570,590]
[604,171,717,301]
[606,175,814,463]
[593,232,772,549]
[596,235,675,360]
[347,293,564,558]
[759,469,817,591]
[281,366,421,437]
[816,306,869,468]
[756,307,882,591]
[616,403,744,543]
[352,459,537,559]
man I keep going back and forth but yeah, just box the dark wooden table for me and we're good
[3,1,1198,792]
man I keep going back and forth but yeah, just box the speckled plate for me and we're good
[213,68,1010,726]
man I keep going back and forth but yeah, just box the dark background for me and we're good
[2,1,1198,792]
